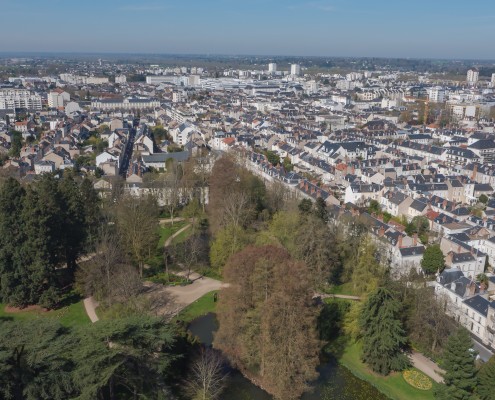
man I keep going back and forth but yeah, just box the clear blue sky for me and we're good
[1,0,494,58]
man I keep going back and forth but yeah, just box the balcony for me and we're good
[487,325,495,335]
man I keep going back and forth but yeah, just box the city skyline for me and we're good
[1,0,494,59]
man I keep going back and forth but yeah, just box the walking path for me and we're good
[83,297,99,323]
[164,224,192,247]
[409,351,444,383]
[317,293,362,301]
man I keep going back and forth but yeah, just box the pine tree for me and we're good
[435,328,477,400]
[477,355,495,400]
[359,287,409,375]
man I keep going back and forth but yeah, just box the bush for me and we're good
[402,370,432,390]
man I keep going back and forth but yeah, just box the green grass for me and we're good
[157,221,187,248]
[0,301,90,327]
[338,342,438,400]
[170,225,192,245]
[327,282,357,296]
[175,290,219,323]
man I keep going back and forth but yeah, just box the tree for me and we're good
[435,328,477,400]
[9,130,23,157]
[186,348,227,400]
[479,194,489,204]
[0,178,26,304]
[264,151,280,166]
[294,215,340,287]
[477,355,495,400]
[359,287,409,375]
[209,224,249,271]
[408,288,456,355]
[73,316,177,400]
[405,216,430,238]
[314,197,328,222]
[298,198,313,214]
[421,244,445,275]
[367,199,381,214]
[164,159,184,224]
[115,194,159,277]
[0,319,77,400]
[214,246,320,400]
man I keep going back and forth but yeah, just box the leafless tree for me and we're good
[186,348,227,400]
[222,191,251,230]
[114,194,159,277]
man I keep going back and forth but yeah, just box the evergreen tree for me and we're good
[0,319,77,400]
[20,176,65,307]
[421,244,445,275]
[435,328,477,400]
[73,316,176,400]
[59,171,87,273]
[477,355,495,400]
[359,287,409,375]
[314,196,328,222]
[0,178,26,304]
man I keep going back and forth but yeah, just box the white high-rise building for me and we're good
[467,68,479,85]
[268,63,277,73]
[47,89,70,108]
[0,89,42,110]
[491,73,495,87]
[290,64,301,76]
[426,87,446,103]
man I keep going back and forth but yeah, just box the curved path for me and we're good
[409,352,444,383]
[83,297,99,323]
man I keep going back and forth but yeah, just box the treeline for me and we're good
[0,173,100,308]
[206,154,495,400]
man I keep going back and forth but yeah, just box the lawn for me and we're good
[170,224,192,245]
[338,342,438,400]
[0,301,90,327]
[175,290,219,323]
[157,221,188,248]
[327,282,357,296]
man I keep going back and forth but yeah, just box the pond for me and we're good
[188,313,387,400]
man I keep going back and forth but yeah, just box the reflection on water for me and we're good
[188,313,387,400]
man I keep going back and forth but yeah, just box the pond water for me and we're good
[188,313,387,400]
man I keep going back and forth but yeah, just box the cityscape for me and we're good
[1,1,495,400]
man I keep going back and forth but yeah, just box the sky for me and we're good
[0,0,494,59]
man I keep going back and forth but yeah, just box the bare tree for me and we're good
[172,233,207,279]
[115,194,159,277]
[186,348,227,400]
[164,159,183,224]
[222,191,251,230]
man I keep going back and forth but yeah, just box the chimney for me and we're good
[379,226,385,237]
[398,235,403,248]
[413,233,418,246]
[467,281,476,297]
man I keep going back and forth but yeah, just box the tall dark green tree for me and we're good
[359,287,409,375]
[0,178,26,304]
[314,196,329,222]
[59,171,87,273]
[435,328,477,400]
[477,355,495,400]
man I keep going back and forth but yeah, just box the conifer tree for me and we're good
[435,328,477,400]
[477,355,495,400]
[359,287,409,375]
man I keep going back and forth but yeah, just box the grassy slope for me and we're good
[0,301,90,327]
[157,221,188,248]
[339,342,438,400]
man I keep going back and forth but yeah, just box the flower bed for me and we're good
[402,370,432,390]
